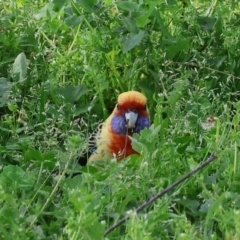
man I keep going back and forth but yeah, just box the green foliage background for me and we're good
[1,0,240,239]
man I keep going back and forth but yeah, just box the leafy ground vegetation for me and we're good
[1,0,240,239]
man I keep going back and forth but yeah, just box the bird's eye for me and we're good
[143,105,147,111]
[116,104,121,110]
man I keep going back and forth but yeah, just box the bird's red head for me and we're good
[114,91,149,117]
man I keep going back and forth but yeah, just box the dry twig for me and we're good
[104,154,217,236]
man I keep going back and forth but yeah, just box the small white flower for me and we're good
[126,210,137,217]
[201,116,216,130]
[101,220,106,225]
[141,161,148,167]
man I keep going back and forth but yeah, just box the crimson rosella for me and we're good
[78,91,150,165]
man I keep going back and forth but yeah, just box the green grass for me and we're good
[1,0,240,239]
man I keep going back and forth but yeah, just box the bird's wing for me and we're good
[77,123,103,166]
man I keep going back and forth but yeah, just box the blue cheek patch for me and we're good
[135,116,150,133]
[111,115,150,135]
[111,115,127,134]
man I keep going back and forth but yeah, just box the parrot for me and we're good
[78,91,150,166]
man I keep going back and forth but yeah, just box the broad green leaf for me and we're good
[85,221,104,239]
[197,16,216,31]
[65,15,83,27]
[104,0,112,5]
[25,150,57,169]
[62,175,83,190]
[216,55,227,67]
[117,1,138,12]
[0,126,12,133]
[16,0,26,7]
[43,152,56,161]
[148,124,161,138]
[75,102,92,115]
[12,52,28,83]
[80,166,98,174]
[123,30,145,53]
[130,136,146,153]
[1,165,35,191]
[173,135,192,144]
[137,78,156,98]
[205,171,220,185]
[1,165,25,181]
[152,9,173,38]
[0,57,15,67]
[56,85,88,103]
[34,3,56,19]
[200,199,215,213]
[75,0,97,12]
[179,199,200,213]
[26,150,55,160]
[123,17,139,33]
[25,150,43,162]
[232,114,240,127]
[5,144,21,150]
[131,125,160,153]
[53,0,67,11]
[0,77,12,107]
[165,39,189,60]
[135,2,156,28]
[168,91,182,108]
[18,176,35,191]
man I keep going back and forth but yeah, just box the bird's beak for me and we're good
[125,110,138,129]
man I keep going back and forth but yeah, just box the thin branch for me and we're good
[104,154,217,236]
